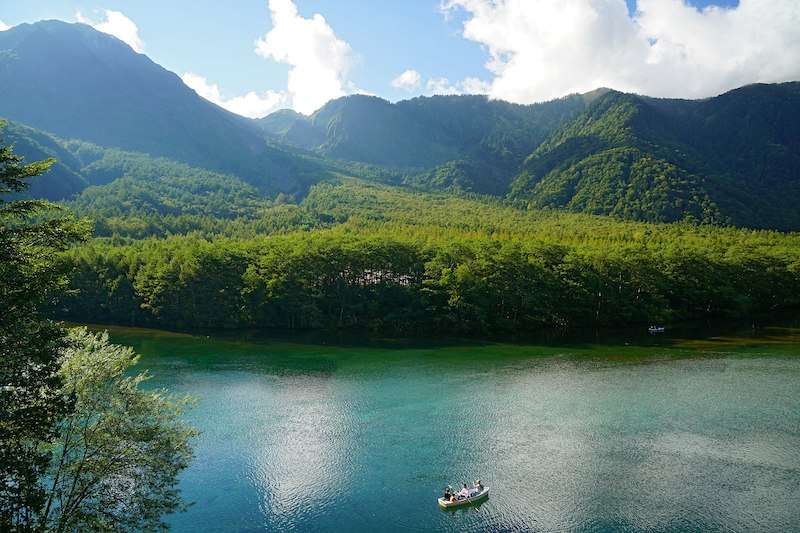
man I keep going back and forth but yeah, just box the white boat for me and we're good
[648,325,666,334]
[438,486,489,508]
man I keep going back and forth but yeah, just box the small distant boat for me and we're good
[438,486,489,508]
[648,325,666,334]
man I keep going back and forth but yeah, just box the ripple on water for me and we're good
[125,333,800,533]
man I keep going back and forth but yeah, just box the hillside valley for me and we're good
[1,21,797,231]
[1,20,799,335]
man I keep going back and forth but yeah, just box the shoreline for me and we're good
[67,311,800,351]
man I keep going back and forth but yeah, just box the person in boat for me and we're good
[459,483,471,499]
[474,479,483,492]
[443,487,451,501]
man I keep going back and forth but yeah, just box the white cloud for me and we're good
[0,20,11,31]
[183,1,361,118]
[457,76,491,94]
[255,0,354,114]
[426,77,459,94]
[425,76,490,95]
[443,0,800,103]
[391,69,422,91]
[391,69,489,96]
[182,72,289,119]
[76,10,145,53]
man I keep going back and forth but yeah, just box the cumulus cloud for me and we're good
[391,69,422,91]
[393,69,489,96]
[426,77,455,94]
[443,0,800,102]
[425,76,490,95]
[182,1,360,118]
[0,20,11,31]
[76,10,145,53]
[182,72,289,118]
[255,0,354,114]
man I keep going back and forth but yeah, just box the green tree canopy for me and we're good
[39,328,196,532]
[0,121,87,530]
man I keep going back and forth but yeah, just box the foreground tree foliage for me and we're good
[39,329,195,532]
[1,127,194,531]
[0,124,86,530]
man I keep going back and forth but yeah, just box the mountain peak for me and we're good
[0,19,317,194]
[2,19,133,53]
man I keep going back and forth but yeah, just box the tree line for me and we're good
[56,222,800,334]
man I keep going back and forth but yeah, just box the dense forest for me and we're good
[2,114,796,335]
[53,179,800,334]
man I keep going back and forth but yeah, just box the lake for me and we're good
[101,323,800,532]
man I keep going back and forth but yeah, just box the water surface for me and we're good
[102,325,800,532]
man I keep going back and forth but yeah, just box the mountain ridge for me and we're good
[256,92,592,194]
[508,83,800,229]
[0,20,320,195]
[1,20,798,230]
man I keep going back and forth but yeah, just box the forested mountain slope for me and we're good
[0,20,319,194]
[256,93,591,194]
[0,118,290,232]
[510,83,800,229]
[0,120,87,199]
[0,20,797,229]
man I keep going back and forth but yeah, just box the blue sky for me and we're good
[7,1,488,100]
[3,0,792,118]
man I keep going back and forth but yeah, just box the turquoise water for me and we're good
[104,325,800,532]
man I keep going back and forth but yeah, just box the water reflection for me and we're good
[105,324,800,532]
[249,375,351,530]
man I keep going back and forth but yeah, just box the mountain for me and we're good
[509,83,800,229]
[1,21,798,230]
[0,118,277,224]
[256,93,590,194]
[256,109,307,138]
[0,119,88,200]
[0,20,318,195]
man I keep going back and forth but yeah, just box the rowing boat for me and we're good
[437,486,489,508]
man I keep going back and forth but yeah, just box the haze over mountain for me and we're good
[0,20,317,195]
[0,20,798,230]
